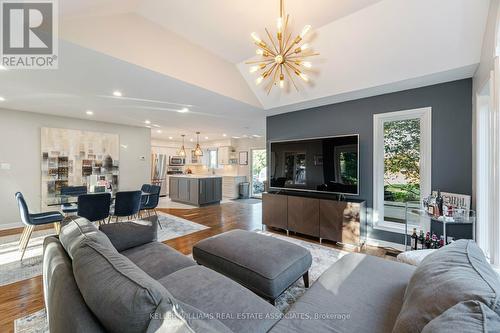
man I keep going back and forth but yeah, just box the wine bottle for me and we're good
[418,230,425,250]
[411,228,418,251]
[425,232,431,249]
[431,234,438,249]
[436,190,444,217]
[439,236,445,248]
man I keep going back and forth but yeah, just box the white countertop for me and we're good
[169,174,223,179]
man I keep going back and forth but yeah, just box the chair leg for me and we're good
[18,227,29,250]
[20,225,35,261]
[54,222,61,235]
[303,271,310,288]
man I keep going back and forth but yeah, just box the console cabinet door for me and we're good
[288,196,320,237]
[262,193,287,229]
[319,200,345,242]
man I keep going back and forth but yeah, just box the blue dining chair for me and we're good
[109,190,142,223]
[60,186,87,215]
[15,192,64,261]
[77,193,111,225]
[140,184,151,207]
[140,185,162,229]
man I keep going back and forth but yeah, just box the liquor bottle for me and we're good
[425,232,431,249]
[411,228,418,251]
[431,234,438,249]
[439,236,445,248]
[436,190,444,217]
[418,230,425,250]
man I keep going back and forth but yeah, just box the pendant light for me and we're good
[178,134,187,157]
[194,132,203,156]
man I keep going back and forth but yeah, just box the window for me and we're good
[373,108,431,232]
[208,149,218,169]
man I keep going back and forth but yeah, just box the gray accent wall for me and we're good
[267,79,472,241]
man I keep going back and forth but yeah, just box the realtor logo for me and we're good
[1,0,58,69]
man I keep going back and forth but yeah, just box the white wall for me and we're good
[0,108,151,229]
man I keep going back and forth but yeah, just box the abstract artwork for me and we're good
[41,128,119,207]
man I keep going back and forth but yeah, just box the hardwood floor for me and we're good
[0,201,398,333]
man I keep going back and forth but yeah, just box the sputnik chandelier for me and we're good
[247,0,319,94]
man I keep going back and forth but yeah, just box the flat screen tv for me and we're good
[269,134,359,195]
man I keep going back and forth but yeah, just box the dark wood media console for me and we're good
[262,191,366,246]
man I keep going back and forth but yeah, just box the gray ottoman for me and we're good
[193,229,312,304]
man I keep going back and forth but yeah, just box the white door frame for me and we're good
[373,107,432,231]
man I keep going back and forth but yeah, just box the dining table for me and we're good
[45,191,154,207]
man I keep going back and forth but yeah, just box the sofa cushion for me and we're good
[72,236,169,333]
[421,301,500,333]
[147,298,233,333]
[121,242,196,280]
[59,216,114,259]
[392,240,500,333]
[158,265,282,333]
[269,253,415,333]
[99,220,157,252]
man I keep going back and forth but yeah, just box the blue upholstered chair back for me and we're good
[15,192,31,226]
[61,186,87,196]
[142,185,161,209]
[141,184,151,193]
[77,193,111,222]
[114,190,142,217]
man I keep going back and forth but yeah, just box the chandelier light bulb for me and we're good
[302,61,312,68]
[256,76,264,85]
[251,32,262,44]
[249,66,259,73]
[256,49,264,55]
[300,25,312,39]
[277,17,283,32]
[301,43,310,51]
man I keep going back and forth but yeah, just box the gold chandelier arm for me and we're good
[283,63,299,91]
[267,65,280,95]
[245,59,274,65]
[257,43,277,57]
[287,53,320,58]
[265,28,279,54]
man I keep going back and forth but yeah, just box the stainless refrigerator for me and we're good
[151,154,168,197]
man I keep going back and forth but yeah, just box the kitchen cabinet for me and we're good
[222,176,247,199]
[218,146,235,165]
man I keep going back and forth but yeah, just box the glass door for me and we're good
[250,149,267,198]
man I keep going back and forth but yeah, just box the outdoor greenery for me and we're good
[384,119,421,202]
[252,150,267,195]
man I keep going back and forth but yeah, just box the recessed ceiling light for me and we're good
[232,136,240,139]
[178,108,189,113]
[144,120,151,124]
[222,134,227,137]
[0,96,5,102]
[156,130,162,134]
[252,134,261,138]
[86,110,94,115]
[112,90,123,97]
[146,125,152,128]
[153,124,161,128]
[168,136,173,140]
[190,138,194,142]
[204,136,209,140]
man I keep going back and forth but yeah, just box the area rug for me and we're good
[0,213,207,287]
[14,230,347,332]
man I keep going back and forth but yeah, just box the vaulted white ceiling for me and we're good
[0,0,491,139]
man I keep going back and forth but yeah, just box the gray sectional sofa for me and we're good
[43,216,500,333]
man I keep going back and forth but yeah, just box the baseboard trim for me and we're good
[0,222,23,231]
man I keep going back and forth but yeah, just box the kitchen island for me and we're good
[169,175,223,206]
